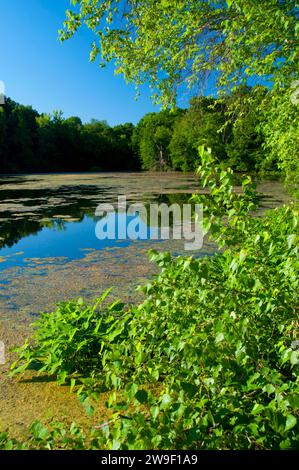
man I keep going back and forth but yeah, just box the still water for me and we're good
[0,172,289,322]
[0,172,201,267]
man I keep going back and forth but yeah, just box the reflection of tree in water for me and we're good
[0,218,65,249]
[0,189,195,249]
[0,185,105,249]
[91,193,196,231]
[137,193,193,228]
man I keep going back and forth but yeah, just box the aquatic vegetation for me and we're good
[0,172,200,251]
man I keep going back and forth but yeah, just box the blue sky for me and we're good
[0,0,163,126]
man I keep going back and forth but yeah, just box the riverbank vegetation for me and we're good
[0,0,298,450]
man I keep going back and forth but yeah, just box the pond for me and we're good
[0,172,290,321]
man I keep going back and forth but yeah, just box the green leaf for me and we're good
[290,351,299,366]
[251,403,264,415]
[70,378,76,392]
[135,390,148,405]
[181,382,198,398]
[215,333,225,344]
[285,415,297,432]
[160,394,172,409]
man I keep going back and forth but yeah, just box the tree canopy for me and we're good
[1,87,272,174]
[133,86,270,172]
[61,0,299,190]
[61,0,298,103]
[0,98,137,173]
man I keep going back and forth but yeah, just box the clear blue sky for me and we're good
[0,0,163,126]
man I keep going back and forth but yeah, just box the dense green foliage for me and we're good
[61,0,298,189]
[133,86,268,172]
[9,148,299,450]
[260,87,299,194]
[0,98,137,173]
[0,420,110,450]
[132,109,182,171]
[61,1,297,105]
[10,289,127,388]
[169,97,227,171]
[0,86,271,174]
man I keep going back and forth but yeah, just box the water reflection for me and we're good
[0,173,291,328]
[0,178,196,250]
[0,187,196,268]
[0,173,290,269]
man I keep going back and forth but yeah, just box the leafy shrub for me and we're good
[0,421,98,450]
[261,86,299,196]
[11,289,129,389]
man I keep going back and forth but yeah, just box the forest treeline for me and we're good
[0,85,271,174]
[0,99,137,173]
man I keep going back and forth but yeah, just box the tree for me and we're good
[61,1,297,102]
[36,113,57,171]
[169,97,228,171]
[0,100,138,174]
[111,123,137,170]
[133,110,181,170]
[261,86,299,193]
[61,0,298,187]
[80,119,112,170]
[2,98,39,172]
[224,85,268,171]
